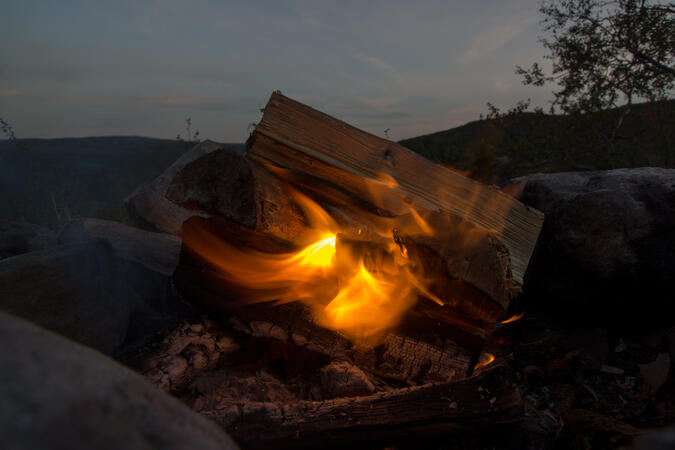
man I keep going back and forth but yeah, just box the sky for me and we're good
[0,0,553,142]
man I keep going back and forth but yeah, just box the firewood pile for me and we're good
[123,92,547,447]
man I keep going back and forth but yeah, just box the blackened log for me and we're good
[205,365,522,449]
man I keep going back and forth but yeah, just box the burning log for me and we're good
[165,93,544,390]
[223,92,541,338]
[246,91,544,286]
[202,364,522,448]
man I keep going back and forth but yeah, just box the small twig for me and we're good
[582,383,599,402]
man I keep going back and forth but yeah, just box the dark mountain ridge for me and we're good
[0,136,243,228]
[400,99,674,184]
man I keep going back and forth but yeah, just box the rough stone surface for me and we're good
[629,425,675,450]
[0,220,56,259]
[0,311,238,450]
[504,168,675,327]
[58,218,181,275]
[0,240,130,354]
[125,140,224,235]
[58,218,186,348]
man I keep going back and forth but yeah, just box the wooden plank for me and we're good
[247,92,544,284]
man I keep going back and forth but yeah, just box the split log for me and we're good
[165,147,307,242]
[125,140,222,235]
[247,91,544,285]
[203,364,522,449]
[396,211,519,313]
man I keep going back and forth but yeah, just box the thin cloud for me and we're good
[337,97,412,123]
[130,93,256,111]
[352,52,405,84]
[493,78,511,93]
[344,110,412,120]
[459,15,536,63]
[302,15,322,28]
[0,89,22,97]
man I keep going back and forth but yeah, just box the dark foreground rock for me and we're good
[0,220,56,259]
[0,218,186,355]
[505,167,675,328]
[125,140,224,234]
[0,240,130,354]
[58,218,185,346]
[59,218,181,275]
[630,424,675,450]
[0,311,238,450]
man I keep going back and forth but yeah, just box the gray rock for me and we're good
[629,425,675,450]
[0,240,130,354]
[505,168,675,327]
[0,311,238,450]
[58,218,186,347]
[58,218,181,275]
[0,220,56,259]
[125,140,224,234]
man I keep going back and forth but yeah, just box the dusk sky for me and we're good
[1,0,553,142]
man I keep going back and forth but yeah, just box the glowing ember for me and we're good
[498,312,524,325]
[474,352,495,370]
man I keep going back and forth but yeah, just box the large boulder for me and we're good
[58,218,185,347]
[0,311,238,450]
[125,140,224,235]
[505,168,675,328]
[0,239,130,354]
[0,220,56,259]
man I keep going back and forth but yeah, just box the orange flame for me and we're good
[498,312,524,325]
[184,182,443,347]
[474,352,495,371]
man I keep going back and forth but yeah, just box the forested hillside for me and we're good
[400,100,674,184]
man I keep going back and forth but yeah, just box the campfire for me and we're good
[181,177,471,346]
[151,92,545,446]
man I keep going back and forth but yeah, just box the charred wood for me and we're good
[204,364,522,449]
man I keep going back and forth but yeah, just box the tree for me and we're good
[1,117,18,142]
[518,0,674,114]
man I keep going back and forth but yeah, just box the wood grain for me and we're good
[247,92,544,284]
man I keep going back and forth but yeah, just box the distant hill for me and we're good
[400,100,674,184]
[0,137,244,228]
